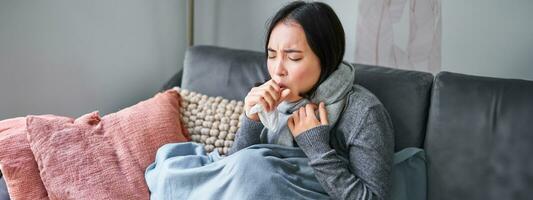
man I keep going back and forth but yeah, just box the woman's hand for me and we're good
[288,102,328,137]
[244,80,291,121]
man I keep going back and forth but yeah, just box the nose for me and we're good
[273,59,287,77]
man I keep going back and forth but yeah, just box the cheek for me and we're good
[290,68,307,81]
[289,66,320,91]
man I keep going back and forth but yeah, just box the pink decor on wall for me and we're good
[355,0,441,74]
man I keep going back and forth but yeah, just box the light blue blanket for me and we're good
[145,142,330,200]
[145,142,427,200]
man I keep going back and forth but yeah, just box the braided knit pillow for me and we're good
[173,87,244,155]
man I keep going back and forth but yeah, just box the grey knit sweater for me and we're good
[228,84,394,200]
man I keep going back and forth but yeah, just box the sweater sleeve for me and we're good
[227,115,265,155]
[294,105,394,200]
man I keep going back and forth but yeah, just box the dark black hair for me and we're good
[265,1,345,97]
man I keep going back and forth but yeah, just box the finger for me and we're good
[245,94,263,106]
[244,94,259,108]
[292,111,299,123]
[267,80,281,92]
[299,107,306,118]
[253,87,278,112]
[262,79,280,93]
[319,102,329,125]
[287,117,295,131]
[247,88,263,97]
[260,91,276,111]
[279,89,291,102]
[250,86,259,92]
[265,79,276,86]
[305,104,317,120]
[258,96,270,111]
[264,85,280,103]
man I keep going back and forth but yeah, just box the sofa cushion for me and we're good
[0,117,49,200]
[174,87,243,155]
[353,64,433,151]
[181,45,270,101]
[25,90,190,199]
[391,147,427,200]
[425,72,533,200]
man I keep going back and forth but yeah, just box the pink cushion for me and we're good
[0,117,49,200]
[26,90,190,199]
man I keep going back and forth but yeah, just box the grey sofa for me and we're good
[1,45,532,200]
[163,45,533,200]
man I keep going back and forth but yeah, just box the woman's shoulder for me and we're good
[336,84,392,132]
[336,83,394,142]
[344,84,387,114]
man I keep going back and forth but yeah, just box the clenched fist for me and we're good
[244,80,291,121]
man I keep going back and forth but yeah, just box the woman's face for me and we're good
[267,21,321,102]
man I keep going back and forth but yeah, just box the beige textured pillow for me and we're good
[174,87,244,155]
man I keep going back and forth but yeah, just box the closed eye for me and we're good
[289,57,302,61]
[267,48,276,59]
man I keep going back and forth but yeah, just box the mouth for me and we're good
[273,79,288,89]
[278,83,288,90]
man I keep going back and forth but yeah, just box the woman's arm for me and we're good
[294,105,394,200]
[227,116,264,155]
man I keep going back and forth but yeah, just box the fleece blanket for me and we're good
[145,142,330,200]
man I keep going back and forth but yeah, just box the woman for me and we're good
[228,1,394,199]
[145,1,393,200]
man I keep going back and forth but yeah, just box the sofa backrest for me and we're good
[182,45,269,101]
[353,64,433,151]
[425,72,533,200]
[181,45,433,151]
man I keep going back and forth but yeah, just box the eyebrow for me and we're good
[267,48,303,53]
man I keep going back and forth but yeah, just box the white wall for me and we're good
[1,0,531,120]
[0,0,187,120]
[194,0,359,62]
[194,0,533,81]
[442,0,533,80]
